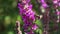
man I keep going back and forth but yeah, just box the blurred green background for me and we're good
[0,0,18,34]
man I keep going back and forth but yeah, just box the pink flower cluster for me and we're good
[18,0,38,34]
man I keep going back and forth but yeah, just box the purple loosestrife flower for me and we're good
[40,0,48,8]
[42,3,48,8]
[18,0,38,34]
[32,24,38,30]
[58,0,60,6]
[58,2,60,6]
[52,0,58,9]
[40,0,50,34]
[53,0,58,4]
[40,0,45,3]
[55,9,60,23]
[52,0,59,32]
[56,11,60,15]
[25,30,34,34]
[21,0,30,4]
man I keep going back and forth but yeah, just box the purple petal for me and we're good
[32,24,38,30]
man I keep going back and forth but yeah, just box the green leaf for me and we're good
[7,31,14,34]
[17,15,23,25]
[35,20,42,27]
[35,29,43,34]
[17,15,22,21]
[39,29,43,34]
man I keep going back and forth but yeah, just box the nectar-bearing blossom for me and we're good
[32,24,38,30]
[56,11,60,15]
[53,0,58,4]
[52,0,58,8]
[21,0,30,4]
[40,0,50,34]
[40,0,48,8]
[52,0,59,32]
[18,0,38,34]
[40,0,45,3]
[58,0,60,6]
[58,2,60,6]
[56,9,60,16]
